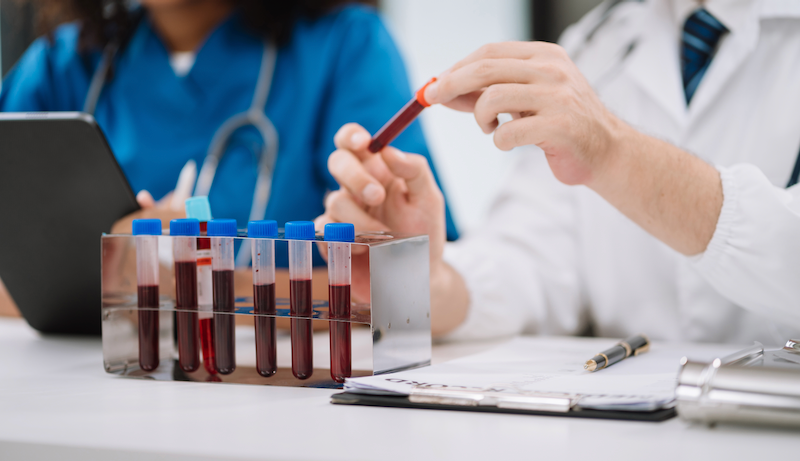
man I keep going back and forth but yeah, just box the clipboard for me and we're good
[331,391,676,422]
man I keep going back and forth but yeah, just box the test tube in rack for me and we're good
[285,221,316,380]
[170,218,201,372]
[248,220,278,377]
[133,219,162,371]
[324,223,354,383]
[208,219,237,375]
[185,196,216,375]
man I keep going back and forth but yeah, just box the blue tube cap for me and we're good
[185,196,212,221]
[207,219,238,237]
[324,223,355,242]
[248,220,278,238]
[132,219,162,236]
[170,218,200,236]
[284,221,316,240]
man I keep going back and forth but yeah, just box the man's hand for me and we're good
[423,41,626,187]
[424,41,722,255]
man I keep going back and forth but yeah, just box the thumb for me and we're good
[136,190,156,209]
[379,147,438,199]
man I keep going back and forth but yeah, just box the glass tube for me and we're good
[173,236,200,372]
[289,239,313,379]
[327,241,352,383]
[252,238,277,377]
[211,236,236,375]
[135,234,159,371]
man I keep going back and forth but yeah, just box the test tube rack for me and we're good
[100,230,431,388]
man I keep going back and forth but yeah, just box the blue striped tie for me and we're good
[681,9,728,104]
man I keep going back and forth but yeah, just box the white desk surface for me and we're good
[1,317,798,461]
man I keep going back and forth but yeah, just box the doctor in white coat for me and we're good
[317,0,800,345]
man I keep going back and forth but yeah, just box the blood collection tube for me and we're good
[185,196,216,375]
[285,221,316,379]
[324,223,355,383]
[133,219,162,372]
[208,219,238,375]
[368,77,437,153]
[248,220,278,377]
[170,218,201,372]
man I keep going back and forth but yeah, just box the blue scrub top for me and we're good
[0,5,459,266]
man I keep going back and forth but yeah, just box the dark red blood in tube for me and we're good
[368,99,425,153]
[199,318,216,375]
[254,283,277,377]
[213,269,236,375]
[137,285,160,371]
[175,260,200,372]
[290,279,313,379]
[368,77,436,153]
[328,284,351,383]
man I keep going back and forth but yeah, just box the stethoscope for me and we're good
[571,0,640,92]
[83,33,279,266]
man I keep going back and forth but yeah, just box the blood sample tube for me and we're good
[248,220,278,377]
[170,218,201,372]
[285,221,316,379]
[368,77,437,153]
[324,223,355,383]
[207,219,238,375]
[185,196,216,375]
[133,219,162,372]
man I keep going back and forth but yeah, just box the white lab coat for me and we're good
[443,0,800,346]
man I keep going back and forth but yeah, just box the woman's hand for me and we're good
[111,190,186,234]
[315,123,447,302]
[423,41,627,187]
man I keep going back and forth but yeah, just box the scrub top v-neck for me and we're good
[0,6,460,266]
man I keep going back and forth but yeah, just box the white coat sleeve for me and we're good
[691,164,800,329]
[442,147,588,341]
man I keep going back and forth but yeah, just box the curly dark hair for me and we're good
[23,0,377,51]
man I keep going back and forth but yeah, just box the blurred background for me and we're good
[0,0,602,233]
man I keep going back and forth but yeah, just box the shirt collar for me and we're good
[671,0,755,34]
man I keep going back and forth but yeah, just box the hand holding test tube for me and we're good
[318,123,449,320]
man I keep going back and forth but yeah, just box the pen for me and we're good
[584,334,649,371]
[171,159,197,211]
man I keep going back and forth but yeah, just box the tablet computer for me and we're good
[0,113,139,335]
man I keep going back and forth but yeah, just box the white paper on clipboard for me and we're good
[345,336,736,411]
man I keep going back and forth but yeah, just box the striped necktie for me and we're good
[681,8,728,104]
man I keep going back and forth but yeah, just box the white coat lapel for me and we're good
[623,0,688,128]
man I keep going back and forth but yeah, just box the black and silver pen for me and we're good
[584,334,650,372]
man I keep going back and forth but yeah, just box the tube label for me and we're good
[197,248,213,307]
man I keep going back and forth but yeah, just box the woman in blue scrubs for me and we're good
[0,0,458,266]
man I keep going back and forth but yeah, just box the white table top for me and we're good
[1,317,798,460]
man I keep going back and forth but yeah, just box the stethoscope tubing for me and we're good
[84,34,279,266]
